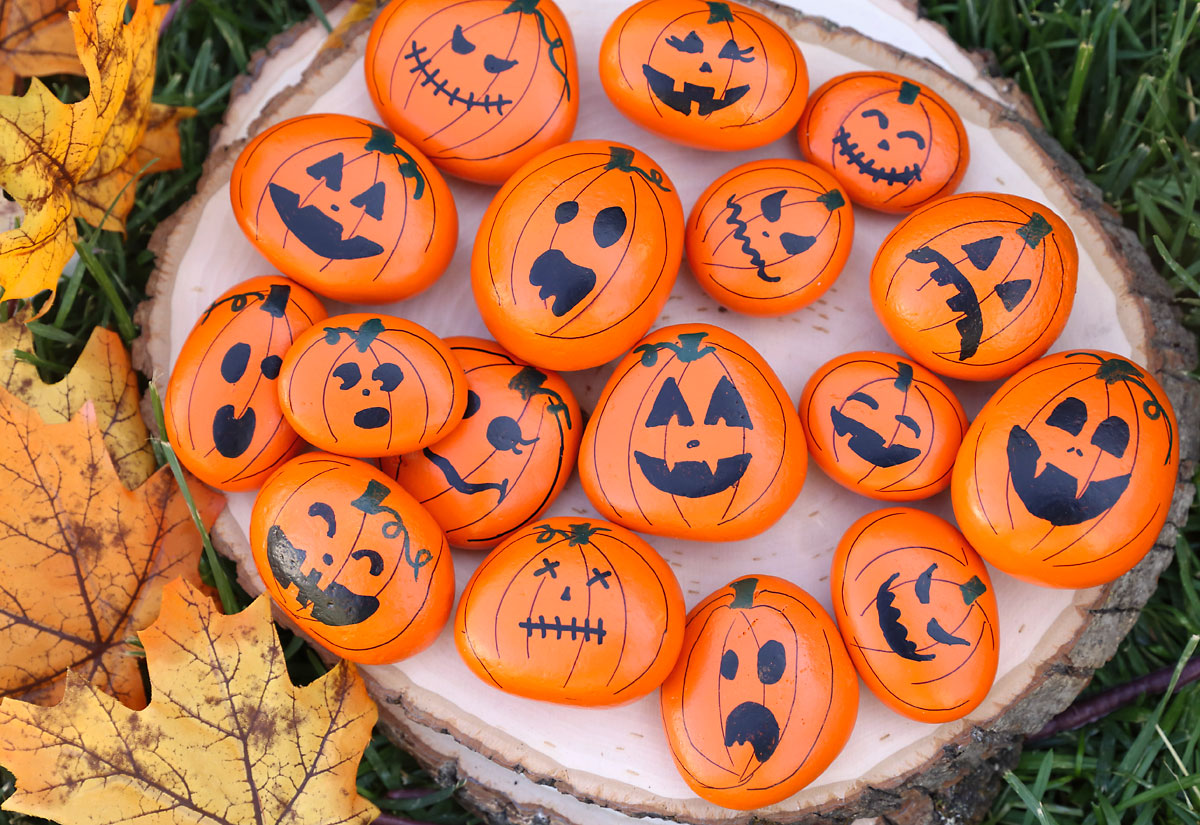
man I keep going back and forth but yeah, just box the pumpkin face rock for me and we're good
[165,276,328,492]
[952,350,1178,589]
[797,72,968,213]
[660,576,857,809]
[380,337,582,550]
[277,313,467,458]
[870,193,1078,382]
[230,114,456,303]
[599,0,808,151]
[832,508,998,723]
[455,518,685,705]
[250,453,454,664]
[799,351,967,501]
[580,324,805,541]
[364,0,578,185]
[472,140,684,371]
[686,160,853,316]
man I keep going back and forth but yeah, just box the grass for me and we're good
[2,0,1198,823]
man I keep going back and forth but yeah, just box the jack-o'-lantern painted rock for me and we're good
[580,324,805,540]
[871,193,1078,382]
[380,337,582,550]
[660,576,858,810]
[799,351,967,501]
[952,350,1179,589]
[472,140,683,370]
[230,114,457,303]
[364,0,578,185]
[599,0,808,151]
[686,160,853,316]
[250,453,454,664]
[832,508,998,723]
[797,72,968,213]
[165,276,328,492]
[455,518,685,705]
[277,313,467,457]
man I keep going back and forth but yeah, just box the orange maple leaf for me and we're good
[0,579,380,825]
[0,383,223,708]
[0,0,83,94]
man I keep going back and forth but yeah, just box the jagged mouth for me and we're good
[633,452,752,498]
[519,615,607,644]
[832,127,922,186]
[266,525,381,626]
[404,41,512,115]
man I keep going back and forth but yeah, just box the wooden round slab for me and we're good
[135,1,1198,822]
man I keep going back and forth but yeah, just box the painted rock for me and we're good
[686,159,853,316]
[580,324,806,541]
[381,337,582,550]
[799,351,967,501]
[599,0,808,151]
[165,276,327,491]
[797,72,968,213]
[250,453,454,664]
[952,350,1178,589]
[832,508,998,723]
[364,0,578,185]
[230,113,457,303]
[277,313,467,458]
[870,192,1078,381]
[660,575,858,810]
[472,140,683,371]
[455,518,685,705]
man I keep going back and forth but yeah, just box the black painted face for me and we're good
[642,25,754,116]
[210,284,290,459]
[1007,395,1132,526]
[330,359,405,430]
[528,199,627,316]
[875,566,983,662]
[724,189,818,283]
[829,388,922,468]
[633,375,753,498]
[403,21,523,116]
[517,554,610,643]
[268,151,387,261]
[720,639,784,761]
[832,99,928,186]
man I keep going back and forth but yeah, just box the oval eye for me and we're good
[554,200,579,224]
[451,24,475,55]
[260,355,283,380]
[704,376,753,429]
[332,362,362,390]
[1046,396,1087,436]
[757,640,785,685]
[1091,415,1130,459]
[593,206,627,248]
[645,378,694,427]
[720,649,739,680]
[371,362,404,392]
[484,54,519,74]
[220,343,251,383]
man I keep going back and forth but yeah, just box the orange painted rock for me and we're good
[580,324,806,541]
[364,0,578,185]
[831,508,998,723]
[686,159,853,316]
[599,0,808,151]
[277,313,467,457]
[799,351,967,501]
[250,453,454,664]
[165,276,328,491]
[455,518,685,705]
[797,72,968,213]
[870,192,1078,382]
[952,350,1178,589]
[660,575,858,810]
[471,140,683,370]
[381,337,582,550]
[230,113,457,303]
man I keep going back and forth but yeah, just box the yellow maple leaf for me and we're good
[0,319,156,487]
[0,384,223,707]
[0,579,380,825]
[0,0,83,94]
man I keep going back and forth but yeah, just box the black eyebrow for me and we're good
[895,414,921,438]
[861,108,889,128]
[897,130,926,149]
[846,391,878,409]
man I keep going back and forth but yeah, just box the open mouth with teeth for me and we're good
[832,127,922,186]
[266,525,382,626]
[404,41,513,115]
[634,451,752,498]
[642,64,750,116]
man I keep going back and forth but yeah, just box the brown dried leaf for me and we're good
[0,0,83,94]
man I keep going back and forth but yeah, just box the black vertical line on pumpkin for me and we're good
[622,348,679,525]
[397,10,508,109]
[602,534,671,694]
[880,99,934,205]
[676,590,743,780]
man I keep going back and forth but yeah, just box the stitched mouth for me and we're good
[404,41,513,115]
[832,127,922,186]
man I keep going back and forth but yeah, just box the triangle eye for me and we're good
[704,376,753,429]
[451,24,475,54]
[305,153,344,191]
[350,181,386,220]
[645,378,694,427]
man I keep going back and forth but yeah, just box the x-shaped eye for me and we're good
[718,39,755,62]
[350,181,386,220]
[665,31,703,53]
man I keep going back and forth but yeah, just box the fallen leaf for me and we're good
[0,579,380,825]
[0,0,83,95]
[321,0,380,52]
[0,319,156,488]
[0,0,135,303]
[0,385,223,707]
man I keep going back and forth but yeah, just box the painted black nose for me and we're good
[687,439,700,448]
[878,139,891,150]
[700,61,712,73]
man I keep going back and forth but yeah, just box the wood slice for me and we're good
[134,1,1199,823]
